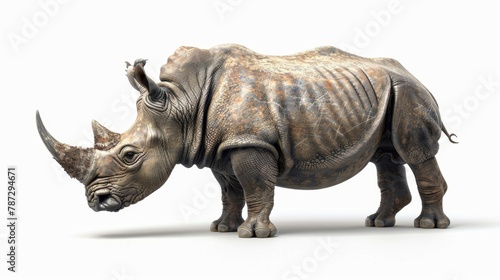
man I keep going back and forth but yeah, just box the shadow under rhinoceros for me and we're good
[84,218,499,239]
[84,219,411,239]
[88,224,211,239]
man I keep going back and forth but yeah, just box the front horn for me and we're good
[36,111,95,184]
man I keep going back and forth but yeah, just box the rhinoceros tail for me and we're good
[441,124,458,144]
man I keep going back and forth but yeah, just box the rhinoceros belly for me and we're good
[267,66,391,189]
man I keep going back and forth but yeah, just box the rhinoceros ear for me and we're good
[125,59,148,95]
[134,64,168,107]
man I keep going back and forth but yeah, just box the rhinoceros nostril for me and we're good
[97,193,112,204]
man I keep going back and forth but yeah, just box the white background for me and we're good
[1,0,499,279]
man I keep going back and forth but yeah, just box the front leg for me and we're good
[230,148,278,238]
[210,171,245,232]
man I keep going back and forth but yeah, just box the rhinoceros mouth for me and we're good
[89,189,123,212]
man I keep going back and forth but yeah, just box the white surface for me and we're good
[1,0,499,279]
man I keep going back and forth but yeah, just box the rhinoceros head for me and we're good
[37,60,183,212]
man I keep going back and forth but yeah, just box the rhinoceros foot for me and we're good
[210,213,244,232]
[365,213,396,228]
[414,208,450,229]
[237,218,277,238]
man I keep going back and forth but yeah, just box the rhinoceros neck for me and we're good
[176,89,210,168]
[156,46,227,169]
[176,65,223,169]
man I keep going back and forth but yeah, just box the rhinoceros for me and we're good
[37,44,456,238]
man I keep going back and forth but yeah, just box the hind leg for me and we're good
[389,83,451,228]
[366,153,412,227]
[409,157,450,228]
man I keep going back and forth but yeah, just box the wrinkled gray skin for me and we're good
[37,45,457,238]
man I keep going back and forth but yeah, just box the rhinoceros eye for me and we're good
[122,151,139,165]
